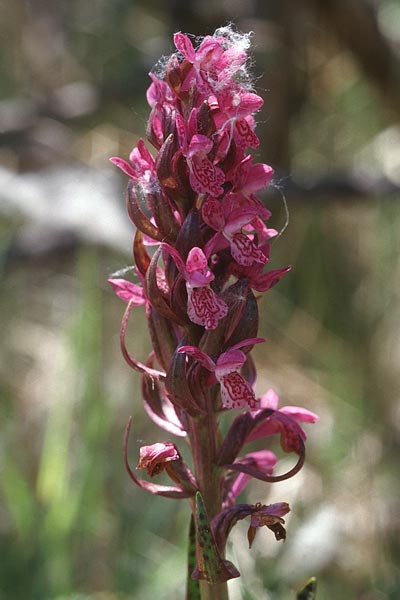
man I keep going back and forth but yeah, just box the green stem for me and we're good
[199,580,229,600]
[189,411,229,600]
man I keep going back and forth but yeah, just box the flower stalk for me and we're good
[110,26,318,599]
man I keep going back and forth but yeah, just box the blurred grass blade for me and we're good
[1,461,35,541]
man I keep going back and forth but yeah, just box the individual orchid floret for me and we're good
[175,112,225,197]
[228,154,274,214]
[247,502,290,547]
[178,338,264,409]
[229,255,291,293]
[202,195,268,267]
[210,89,263,152]
[163,243,228,330]
[137,441,198,494]
[258,388,319,424]
[249,389,319,451]
[173,32,247,96]
[110,139,157,193]
[211,501,290,556]
[137,442,180,477]
[123,419,193,499]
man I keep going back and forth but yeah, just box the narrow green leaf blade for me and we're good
[297,576,317,600]
[192,491,240,583]
[186,515,201,600]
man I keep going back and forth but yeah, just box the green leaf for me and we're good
[186,516,201,600]
[192,492,239,584]
[297,577,317,599]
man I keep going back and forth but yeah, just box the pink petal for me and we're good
[196,36,224,61]
[215,349,246,376]
[279,406,319,423]
[108,278,145,304]
[130,138,154,170]
[250,266,291,292]
[188,134,213,157]
[228,337,265,352]
[214,129,231,160]
[109,157,138,179]
[174,32,196,62]
[249,411,307,453]
[243,163,274,193]
[232,156,273,193]
[186,270,214,287]
[258,388,279,410]
[123,419,191,499]
[235,92,264,117]
[186,247,208,273]
[217,47,246,72]
[203,232,229,258]
[178,345,216,372]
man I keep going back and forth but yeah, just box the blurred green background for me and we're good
[1,1,400,599]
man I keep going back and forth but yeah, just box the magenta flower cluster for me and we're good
[110,28,317,588]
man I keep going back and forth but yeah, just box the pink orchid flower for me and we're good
[229,154,274,205]
[247,502,290,547]
[137,442,180,477]
[163,243,228,330]
[249,388,319,451]
[229,254,292,293]
[175,111,225,197]
[210,89,263,152]
[174,32,246,96]
[202,195,269,267]
[110,139,156,192]
[178,338,264,409]
[146,72,176,148]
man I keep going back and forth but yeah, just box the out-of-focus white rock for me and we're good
[0,165,132,254]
